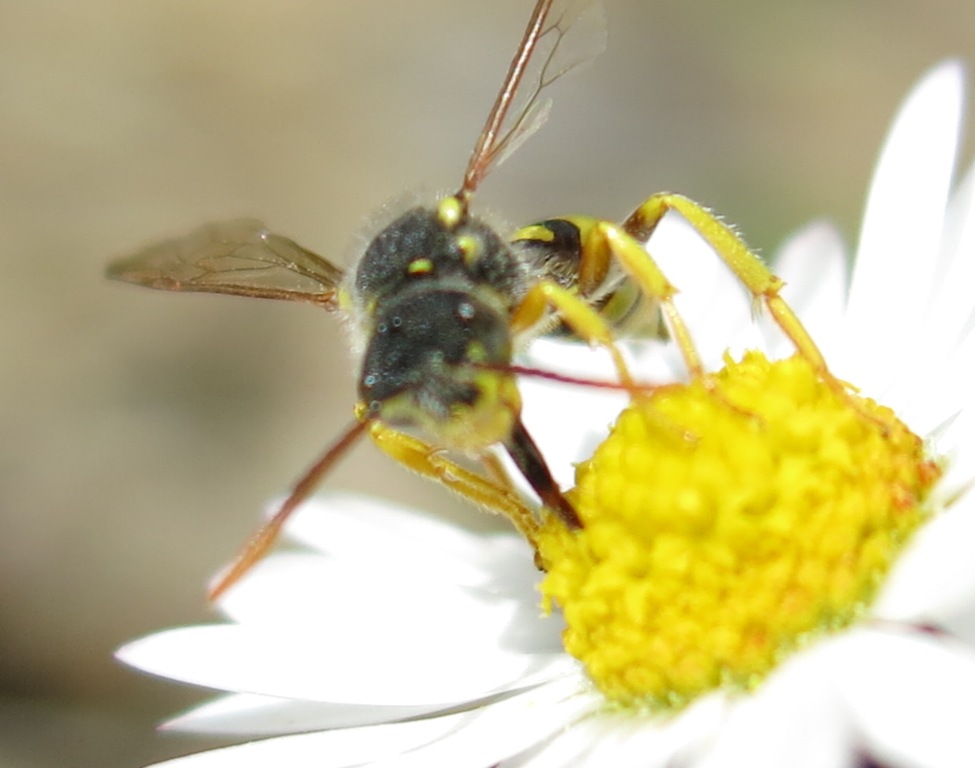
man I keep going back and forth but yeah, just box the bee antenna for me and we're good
[458,0,554,203]
[496,362,665,397]
[207,418,370,603]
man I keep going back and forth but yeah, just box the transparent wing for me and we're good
[461,0,606,196]
[107,219,344,309]
[493,0,606,167]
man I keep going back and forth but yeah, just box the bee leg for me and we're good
[617,192,829,377]
[503,419,581,529]
[366,422,542,545]
[586,220,705,378]
[480,451,518,493]
[510,278,634,386]
[607,194,886,424]
[208,419,369,602]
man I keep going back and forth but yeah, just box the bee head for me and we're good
[352,203,525,312]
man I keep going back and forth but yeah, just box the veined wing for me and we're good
[107,219,344,309]
[460,0,607,198]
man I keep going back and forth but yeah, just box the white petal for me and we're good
[921,322,975,435]
[897,327,974,438]
[503,716,602,767]
[270,494,504,586]
[156,679,595,768]
[215,551,562,655]
[832,628,975,767]
[691,644,853,768]
[873,484,975,624]
[839,61,964,400]
[939,406,975,496]
[364,678,598,768]
[516,338,630,490]
[646,211,766,371]
[922,159,975,350]
[771,221,849,360]
[586,695,727,768]
[507,693,727,768]
[164,692,445,735]
[508,714,658,768]
[117,625,574,706]
[894,237,975,435]
[144,711,488,768]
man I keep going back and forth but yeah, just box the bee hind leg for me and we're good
[366,422,543,546]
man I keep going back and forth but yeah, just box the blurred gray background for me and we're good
[1,1,973,766]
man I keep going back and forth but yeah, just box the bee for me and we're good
[108,0,805,599]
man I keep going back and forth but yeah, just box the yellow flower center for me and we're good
[536,351,940,711]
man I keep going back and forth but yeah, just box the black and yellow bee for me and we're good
[108,0,811,599]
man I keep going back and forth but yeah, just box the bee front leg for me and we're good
[510,278,634,386]
[585,218,705,378]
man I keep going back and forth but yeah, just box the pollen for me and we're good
[536,351,940,711]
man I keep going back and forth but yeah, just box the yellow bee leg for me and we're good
[618,193,892,427]
[510,279,633,386]
[574,221,613,295]
[367,421,540,546]
[583,222,703,377]
[621,192,829,375]
[480,451,519,493]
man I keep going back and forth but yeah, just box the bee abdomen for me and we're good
[358,287,512,427]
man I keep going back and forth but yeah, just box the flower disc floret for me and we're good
[537,351,940,711]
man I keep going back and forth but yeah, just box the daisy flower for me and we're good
[119,60,975,767]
